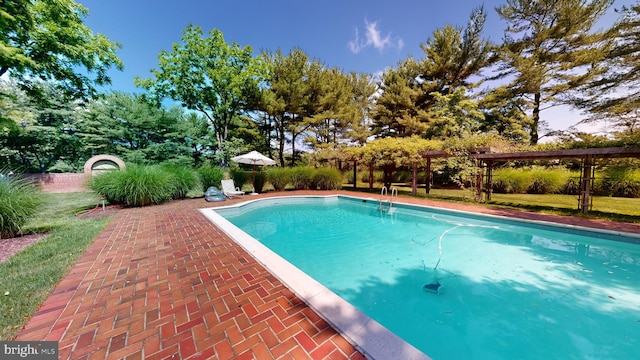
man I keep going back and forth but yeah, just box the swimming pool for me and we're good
[202,195,640,359]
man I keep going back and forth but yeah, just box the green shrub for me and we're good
[161,164,197,199]
[266,168,290,191]
[492,168,532,193]
[561,174,581,195]
[91,165,173,207]
[290,167,314,190]
[253,172,267,193]
[527,168,570,194]
[393,170,412,183]
[0,175,42,238]
[359,170,384,184]
[229,169,249,188]
[312,168,343,190]
[197,165,224,191]
[601,167,640,197]
[493,167,572,194]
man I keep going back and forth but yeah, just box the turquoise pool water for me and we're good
[215,196,640,359]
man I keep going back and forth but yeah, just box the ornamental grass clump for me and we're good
[312,168,343,190]
[252,172,267,193]
[197,165,224,191]
[0,175,42,238]
[266,168,290,191]
[492,168,532,193]
[600,167,640,198]
[161,164,197,199]
[527,167,571,194]
[290,167,314,190]
[359,170,384,184]
[229,169,248,189]
[91,165,173,207]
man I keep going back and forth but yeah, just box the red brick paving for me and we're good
[15,190,639,359]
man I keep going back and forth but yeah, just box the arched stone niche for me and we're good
[83,155,126,177]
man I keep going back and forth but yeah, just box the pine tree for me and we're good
[579,4,640,132]
[494,0,613,144]
[372,6,493,139]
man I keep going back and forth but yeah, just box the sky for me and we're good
[77,0,636,134]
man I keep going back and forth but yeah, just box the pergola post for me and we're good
[580,154,593,214]
[411,163,418,196]
[353,161,357,190]
[425,157,432,194]
[368,164,374,192]
[485,161,493,201]
[475,161,484,202]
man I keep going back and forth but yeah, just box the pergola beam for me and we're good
[420,146,640,212]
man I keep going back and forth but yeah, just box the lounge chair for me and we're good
[221,179,244,198]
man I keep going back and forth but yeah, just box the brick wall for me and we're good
[23,173,90,193]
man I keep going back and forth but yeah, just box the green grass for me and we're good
[0,192,112,341]
[353,184,640,222]
[0,176,42,238]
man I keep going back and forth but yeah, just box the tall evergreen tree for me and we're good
[0,81,83,172]
[262,48,312,166]
[304,68,375,149]
[494,0,613,144]
[372,6,493,138]
[79,92,186,164]
[477,86,532,143]
[578,4,640,132]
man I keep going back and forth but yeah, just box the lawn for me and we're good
[0,192,113,340]
[358,184,640,222]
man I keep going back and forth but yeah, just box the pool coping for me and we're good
[200,194,640,360]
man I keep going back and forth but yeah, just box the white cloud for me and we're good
[348,19,403,54]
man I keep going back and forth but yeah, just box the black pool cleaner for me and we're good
[424,247,443,294]
[423,258,443,294]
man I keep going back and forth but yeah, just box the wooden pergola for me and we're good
[422,146,640,213]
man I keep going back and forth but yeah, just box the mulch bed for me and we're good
[0,233,49,264]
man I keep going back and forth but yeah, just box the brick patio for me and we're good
[15,191,640,359]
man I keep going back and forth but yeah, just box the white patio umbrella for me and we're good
[231,151,276,169]
[231,151,276,194]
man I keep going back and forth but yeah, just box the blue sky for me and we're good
[78,0,634,132]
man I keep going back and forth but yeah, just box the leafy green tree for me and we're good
[0,0,122,100]
[136,25,267,165]
[494,0,613,145]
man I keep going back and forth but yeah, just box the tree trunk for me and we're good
[278,126,285,167]
[411,163,417,196]
[531,92,540,145]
